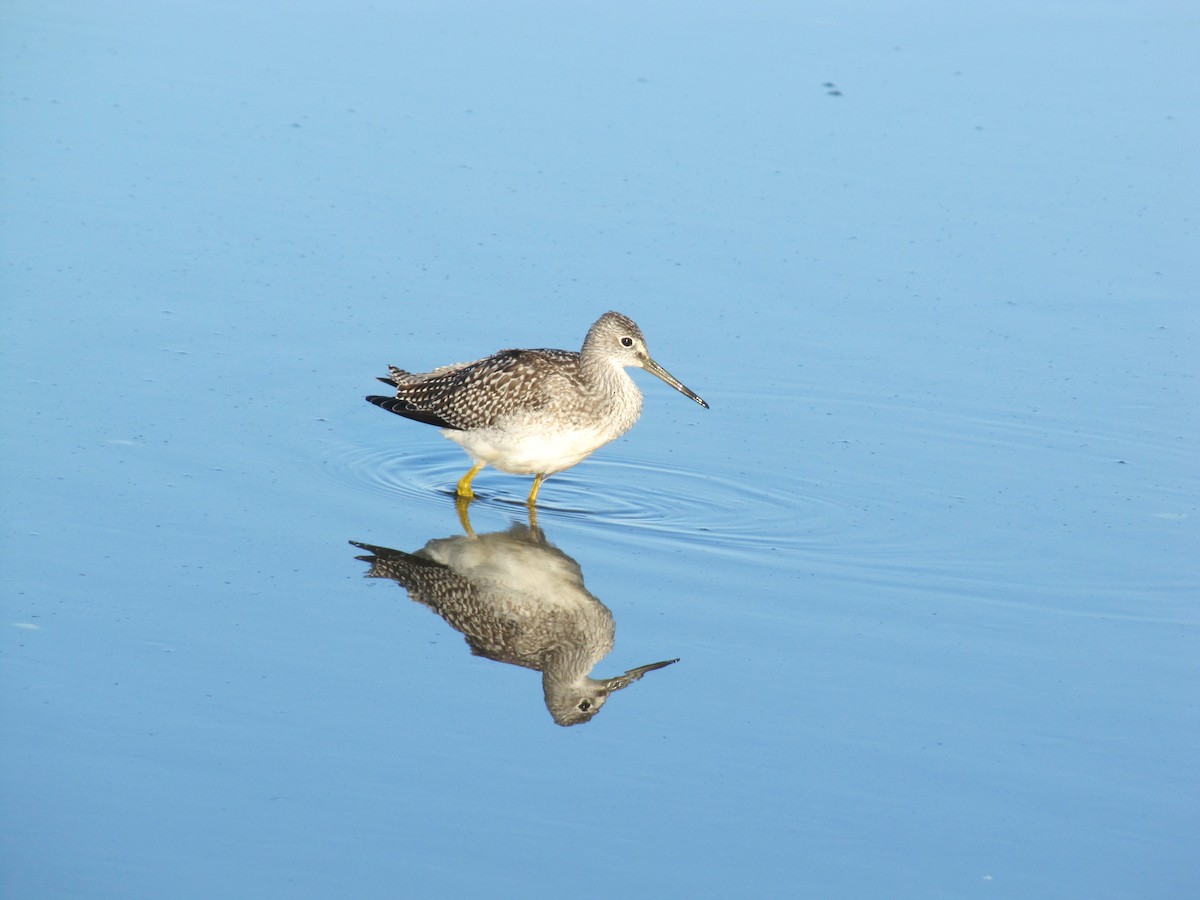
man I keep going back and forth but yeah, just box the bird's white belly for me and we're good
[443,423,620,476]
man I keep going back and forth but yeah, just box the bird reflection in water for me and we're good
[350,513,677,726]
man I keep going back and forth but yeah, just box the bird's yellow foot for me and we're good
[456,463,484,499]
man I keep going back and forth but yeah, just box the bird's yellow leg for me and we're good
[456,462,484,499]
[526,474,546,506]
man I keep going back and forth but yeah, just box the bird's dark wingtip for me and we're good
[365,395,460,429]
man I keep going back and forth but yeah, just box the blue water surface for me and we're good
[2,2,1196,898]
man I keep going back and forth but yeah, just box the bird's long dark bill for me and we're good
[643,357,710,409]
[603,658,680,693]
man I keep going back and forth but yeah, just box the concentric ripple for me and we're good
[323,438,850,554]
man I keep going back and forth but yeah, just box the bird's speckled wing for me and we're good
[369,348,581,430]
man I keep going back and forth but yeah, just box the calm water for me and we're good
[3,2,1197,898]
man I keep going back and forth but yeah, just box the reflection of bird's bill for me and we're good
[602,657,680,693]
[642,357,709,409]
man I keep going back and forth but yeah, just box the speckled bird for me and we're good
[365,311,709,504]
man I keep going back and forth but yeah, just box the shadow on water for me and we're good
[349,505,678,726]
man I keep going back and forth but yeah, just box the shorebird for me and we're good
[365,311,708,504]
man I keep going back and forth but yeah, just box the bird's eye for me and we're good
[620,337,634,347]
[578,700,592,711]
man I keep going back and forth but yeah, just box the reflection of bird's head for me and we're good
[545,659,680,727]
